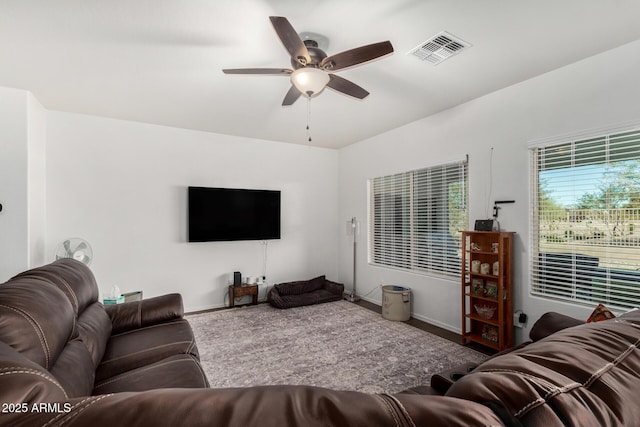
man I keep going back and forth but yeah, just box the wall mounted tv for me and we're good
[188,186,281,242]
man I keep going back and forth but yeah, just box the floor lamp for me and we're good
[346,217,360,302]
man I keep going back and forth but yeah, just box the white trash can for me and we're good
[381,285,411,321]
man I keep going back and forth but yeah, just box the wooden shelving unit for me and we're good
[461,231,514,351]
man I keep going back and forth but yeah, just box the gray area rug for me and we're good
[188,300,486,394]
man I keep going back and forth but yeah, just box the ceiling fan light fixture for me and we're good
[291,68,329,97]
[224,17,393,105]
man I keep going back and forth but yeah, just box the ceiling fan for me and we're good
[223,16,394,106]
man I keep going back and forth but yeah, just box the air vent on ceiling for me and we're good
[409,31,471,65]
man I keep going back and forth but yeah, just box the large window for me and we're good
[531,127,640,310]
[369,158,468,277]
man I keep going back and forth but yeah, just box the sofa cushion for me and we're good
[0,341,69,402]
[446,317,640,425]
[93,354,209,394]
[12,258,99,316]
[620,307,640,323]
[105,293,184,335]
[529,311,584,342]
[11,259,112,369]
[77,302,113,368]
[49,338,96,397]
[0,281,75,370]
[95,318,199,382]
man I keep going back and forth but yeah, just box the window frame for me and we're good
[529,121,640,310]
[368,158,468,278]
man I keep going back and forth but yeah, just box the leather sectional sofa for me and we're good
[0,259,209,388]
[2,259,640,426]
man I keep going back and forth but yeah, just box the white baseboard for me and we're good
[359,295,461,335]
[185,302,226,314]
[189,296,462,336]
[410,312,461,335]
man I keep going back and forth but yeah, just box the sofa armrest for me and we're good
[105,293,184,335]
[529,311,584,342]
[620,308,640,323]
[323,280,344,297]
[10,386,504,427]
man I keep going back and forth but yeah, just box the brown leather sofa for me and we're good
[2,259,640,426]
[0,260,208,396]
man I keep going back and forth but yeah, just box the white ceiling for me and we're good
[2,1,640,149]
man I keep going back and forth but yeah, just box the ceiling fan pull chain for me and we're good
[306,96,312,143]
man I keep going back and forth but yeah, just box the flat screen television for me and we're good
[188,186,281,242]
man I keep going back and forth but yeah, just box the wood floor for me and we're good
[355,299,495,356]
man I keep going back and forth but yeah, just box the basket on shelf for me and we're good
[474,304,496,320]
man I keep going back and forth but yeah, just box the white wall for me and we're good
[0,87,46,282]
[0,87,28,281]
[46,112,339,312]
[338,39,640,343]
[27,92,47,268]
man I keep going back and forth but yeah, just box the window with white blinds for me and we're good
[369,159,468,277]
[531,128,640,310]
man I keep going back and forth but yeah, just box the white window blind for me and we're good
[530,128,640,310]
[369,159,468,276]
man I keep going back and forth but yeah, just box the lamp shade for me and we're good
[291,68,330,97]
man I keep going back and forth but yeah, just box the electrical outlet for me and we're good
[513,311,528,328]
[513,313,523,328]
[513,312,522,328]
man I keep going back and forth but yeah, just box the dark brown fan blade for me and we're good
[321,41,393,71]
[326,74,369,99]
[223,68,292,75]
[269,16,311,66]
[282,85,302,106]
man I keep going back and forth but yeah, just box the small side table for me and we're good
[123,291,143,302]
[228,285,258,308]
